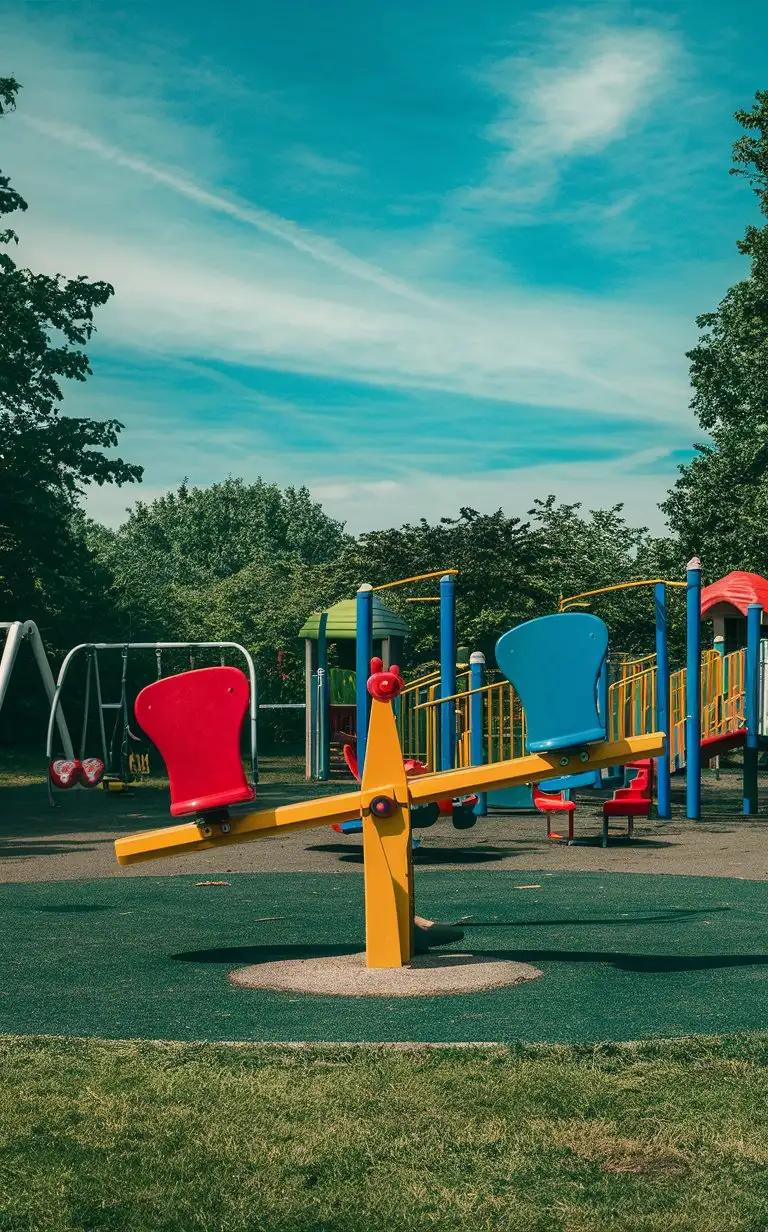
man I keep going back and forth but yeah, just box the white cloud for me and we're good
[19,115,449,314]
[460,23,679,213]
[15,217,692,423]
[83,449,674,535]
[3,14,701,538]
[4,19,696,426]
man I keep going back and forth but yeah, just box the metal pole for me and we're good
[686,557,702,820]
[588,658,610,788]
[317,612,329,781]
[744,602,761,816]
[440,573,456,772]
[355,585,373,774]
[469,651,486,815]
[93,652,108,765]
[21,622,74,759]
[79,653,92,761]
[304,639,314,780]
[713,634,725,780]
[309,669,318,778]
[0,621,24,716]
[655,582,671,819]
[248,669,258,788]
[316,668,327,780]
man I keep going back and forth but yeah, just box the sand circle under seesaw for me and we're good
[228,951,543,997]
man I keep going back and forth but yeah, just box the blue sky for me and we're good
[3,0,766,532]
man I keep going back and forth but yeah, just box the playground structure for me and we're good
[115,611,665,968]
[45,640,259,801]
[296,562,768,825]
[396,563,768,824]
[299,588,408,780]
[301,570,463,782]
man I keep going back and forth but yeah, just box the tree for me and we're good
[323,500,677,670]
[91,478,350,700]
[0,76,141,635]
[527,498,691,659]
[661,91,768,577]
[326,506,552,667]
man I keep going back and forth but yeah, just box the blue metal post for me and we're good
[439,573,456,772]
[686,557,702,820]
[470,651,486,815]
[598,659,608,730]
[743,602,761,816]
[655,582,671,819]
[355,585,373,775]
[316,612,329,780]
[590,659,609,788]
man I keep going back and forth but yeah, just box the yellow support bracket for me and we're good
[559,579,687,611]
[372,569,458,592]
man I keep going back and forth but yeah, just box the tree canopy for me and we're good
[0,75,141,643]
[90,478,350,700]
[662,91,768,577]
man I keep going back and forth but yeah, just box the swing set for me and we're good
[45,640,258,805]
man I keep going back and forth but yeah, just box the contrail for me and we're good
[21,114,452,314]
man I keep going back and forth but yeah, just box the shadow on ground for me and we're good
[308,842,526,865]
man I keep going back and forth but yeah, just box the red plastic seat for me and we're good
[532,784,576,842]
[134,667,255,817]
[601,759,653,846]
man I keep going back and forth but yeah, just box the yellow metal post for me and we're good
[360,698,413,967]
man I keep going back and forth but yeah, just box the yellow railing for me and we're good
[618,653,657,680]
[397,669,471,767]
[397,672,438,764]
[609,649,745,769]
[400,672,525,771]
[401,647,746,774]
[607,666,657,743]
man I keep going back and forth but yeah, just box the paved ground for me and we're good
[2,764,768,884]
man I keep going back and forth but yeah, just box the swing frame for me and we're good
[46,641,259,805]
[0,620,75,758]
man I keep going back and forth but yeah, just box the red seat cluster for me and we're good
[49,757,105,789]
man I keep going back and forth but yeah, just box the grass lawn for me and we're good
[2,1035,768,1231]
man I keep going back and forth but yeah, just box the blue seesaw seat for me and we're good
[495,613,609,753]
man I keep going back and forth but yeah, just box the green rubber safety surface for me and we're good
[1,870,768,1043]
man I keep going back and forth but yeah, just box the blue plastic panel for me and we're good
[544,771,600,792]
[485,785,534,811]
[495,613,608,753]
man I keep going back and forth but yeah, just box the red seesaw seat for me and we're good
[601,759,654,848]
[532,784,575,842]
[134,667,255,817]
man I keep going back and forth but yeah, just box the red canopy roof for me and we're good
[700,571,768,618]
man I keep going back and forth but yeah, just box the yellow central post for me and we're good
[360,697,413,967]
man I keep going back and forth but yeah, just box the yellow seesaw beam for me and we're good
[114,731,664,866]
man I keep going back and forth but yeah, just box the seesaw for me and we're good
[115,613,665,969]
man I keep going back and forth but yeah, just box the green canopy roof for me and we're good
[299,595,408,641]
